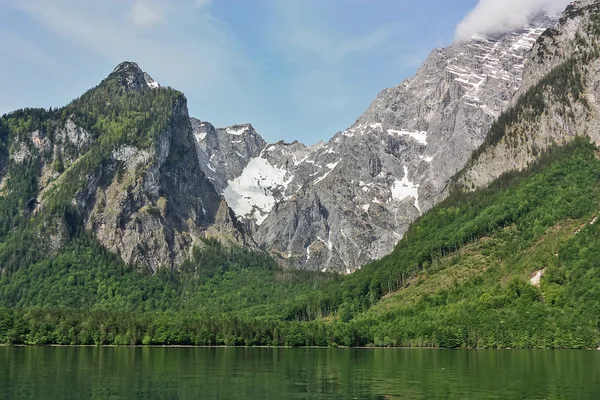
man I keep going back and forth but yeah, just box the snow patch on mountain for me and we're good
[313,161,340,185]
[195,131,207,142]
[391,166,421,212]
[144,73,160,89]
[223,156,293,225]
[226,126,250,136]
[388,129,428,145]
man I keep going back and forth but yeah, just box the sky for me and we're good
[0,0,571,144]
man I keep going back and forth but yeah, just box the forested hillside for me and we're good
[2,139,600,348]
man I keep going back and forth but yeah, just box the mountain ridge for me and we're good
[193,13,560,273]
[456,0,600,191]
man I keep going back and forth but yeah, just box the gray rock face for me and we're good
[109,61,160,92]
[192,119,266,194]
[196,14,557,273]
[458,0,600,190]
[71,95,226,271]
[82,96,256,272]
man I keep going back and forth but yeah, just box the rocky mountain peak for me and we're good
[224,123,256,136]
[191,118,267,195]
[107,61,160,92]
[195,13,560,273]
[568,0,599,12]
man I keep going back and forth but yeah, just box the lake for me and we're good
[1,347,599,399]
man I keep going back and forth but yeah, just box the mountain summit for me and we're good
[107,61,161,92]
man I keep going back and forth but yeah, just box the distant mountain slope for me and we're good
[194,14,557,273]
[457,0,600,189]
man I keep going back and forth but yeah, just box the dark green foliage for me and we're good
[0,235,177,311]
[0,237,341,346]
[66,77,183,150]
[0,158,39,241]
[0,234,335,315]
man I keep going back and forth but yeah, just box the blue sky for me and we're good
[1,0,495,144]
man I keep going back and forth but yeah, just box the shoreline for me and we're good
[2,344,598,351]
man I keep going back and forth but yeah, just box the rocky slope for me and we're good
[0,62,251,273]
[196,14,557,273]
[458,0,600,190]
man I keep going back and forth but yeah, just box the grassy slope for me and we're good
[353,219,597,348]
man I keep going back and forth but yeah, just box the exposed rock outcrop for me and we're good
[458,0,600,190]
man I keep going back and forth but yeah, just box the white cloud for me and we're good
[455,0,571,42]
[128,1,164,29]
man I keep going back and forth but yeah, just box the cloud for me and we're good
[127,1,164,29]
[455,0,571,42]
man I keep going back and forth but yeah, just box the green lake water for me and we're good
[1,347,599,399]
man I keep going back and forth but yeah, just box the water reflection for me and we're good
[1,347,599,399]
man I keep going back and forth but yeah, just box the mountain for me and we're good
[3,1,600,350]
[457,0,600,189]
[191,119,267,196]
[0,61,251,274]
[194,14,558,273]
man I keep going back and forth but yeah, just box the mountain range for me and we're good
[193,13,558,273]
[0,4,586,275]
[2,0,600,349]
[0,12,560,275]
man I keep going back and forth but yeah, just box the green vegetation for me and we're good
[1,138,600,349]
